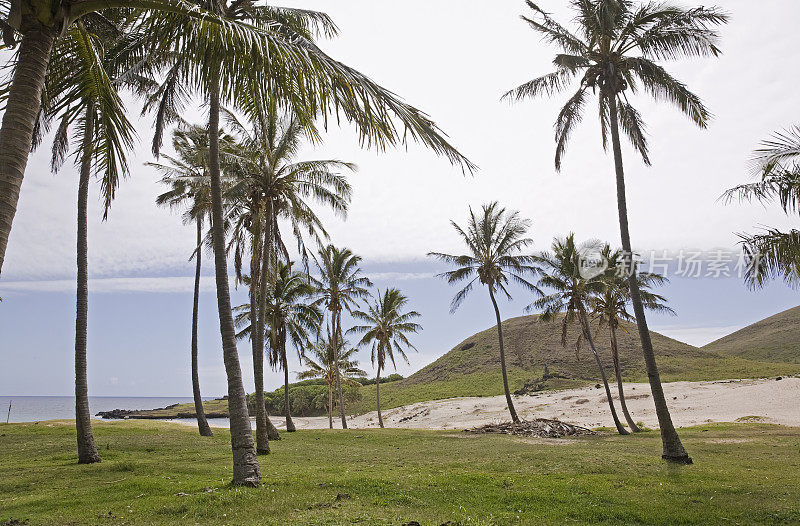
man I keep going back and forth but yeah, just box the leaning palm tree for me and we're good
[153,124,237,437]
[298,330,366,429]
[590,245,675,433]
[312,245,371,429]
[34,14,138,464]
[503,0,728,462]
[349,288,421,428]
[223,100,353,451]
[722,126,800,288]
[140,3,472,485]
[530,235,629,435]
[428,202,538,424]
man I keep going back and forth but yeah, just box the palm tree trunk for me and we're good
[610,325,640,433]
[283,335,296,432]
[260,206,282,442]
[75,107,101,464]
[249,217,270,453]
[191,219,213,437]
[207,67,261,486]
[327,382,333,429]
[333,312,348,429]
[607,94,690,462]
[488,287,520,423]
[0,27,56,277]
[376,364,384,428]
[578,308,629,435]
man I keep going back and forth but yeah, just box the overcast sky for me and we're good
[1,0,799,396]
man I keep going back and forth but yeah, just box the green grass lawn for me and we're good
[1,421,799,525]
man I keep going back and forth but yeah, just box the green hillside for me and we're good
[353,313,800,414]
[703,305,800,364]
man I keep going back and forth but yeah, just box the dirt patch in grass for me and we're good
[465,419,596,439]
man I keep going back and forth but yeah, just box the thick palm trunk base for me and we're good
[0,27,56,277]
[192,221,213,437]
[76,143,100,464]
[489,289,520,423]
[208,74,260,485]
[607,94,690,462]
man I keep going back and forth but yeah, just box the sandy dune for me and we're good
[262,377,799,431]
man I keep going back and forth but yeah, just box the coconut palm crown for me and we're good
[722,126,800,289]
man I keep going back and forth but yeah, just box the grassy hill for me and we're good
[703,305,800,364]
[353,313,800,414]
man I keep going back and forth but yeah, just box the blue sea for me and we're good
[0,396,196,423]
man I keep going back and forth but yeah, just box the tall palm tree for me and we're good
[429,202,537,424]
[152,124,239,437]
[298,329,366,429]
[349,288,421,428]
[34,14,138,464]
[503,0,728,462]
[723,126,800,288]
[224,101,353,451]
[590,245,675,433]
[530,235,629,435]
[312,245,371,429]
[142,3,472,484]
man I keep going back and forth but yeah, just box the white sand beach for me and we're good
[179,376,800,431]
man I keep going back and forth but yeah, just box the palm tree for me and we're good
[34,14,139,464]
[349,288,421,428]
[590,245,675,433]
[530,235,629,435]
[153,124,238,437]
[428,202,538,424]
[236,262,321,432]
[141,3,472,484]
[298,330,366,429]
[722,126,800,288]
[503,0,728,462]
[223,101,353,450]
[312,245,371,429]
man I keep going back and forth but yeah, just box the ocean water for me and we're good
[0,396,196,423]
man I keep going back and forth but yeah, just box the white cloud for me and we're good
[0,276,217,294]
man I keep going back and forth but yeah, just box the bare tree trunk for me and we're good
[75,107,101,464]
[327,383,333,429]
[333,312,348,429]
[191,219,213,437]
[610,326,640,433]
[578,308,629,435]
[488,287,520,423]
[283,343,295,431]
[607,94,690,462]
[0,27,56,277]
[208,69,261,485]
[249,216,270,453]
[376,364,384,428]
